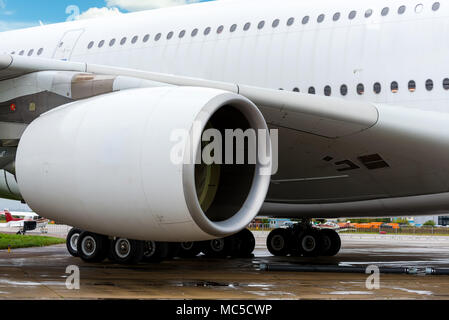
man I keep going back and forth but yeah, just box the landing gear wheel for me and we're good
[77,232,109,263]
[177,242,202,258]
[297,229,321,257]
[66,228,82,257]
[267,228,291,256]
[142,241,169,263]
[110,238,144,265]
[233,229,256,258]
[202,237,236,258]
[319,229,341,257]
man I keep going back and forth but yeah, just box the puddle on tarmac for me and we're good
[392,287,433,296]
[327,291,374,295]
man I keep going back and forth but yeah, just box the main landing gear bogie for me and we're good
[266,224,342,258]
[66,227,257,265]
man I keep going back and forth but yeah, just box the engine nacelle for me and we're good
[16,87,271,241]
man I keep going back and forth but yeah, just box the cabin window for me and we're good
[340,84,348,96]
[87,42,94,49]
[433,2,440,11]
[302,16,310,24]
[365,9,373,18]
[27,49,34,56]
[120,37,127,45]
[287,17,295,26]
[191,29,199,37]
[167,32,174,40]
[155,33,162,41]
[37,48,44,56]
[258,21,265,29]
[357,83,365,95]
[131,35,138,43]
[408,80,416,92]
[373,82,382,94]
[204,27,211,35]
[293,87,300,92]
[143,34,150,43]
[179,30,186,38]
[244,22,251,31]
[381,7,389,16]
[391,81,399,93]
[19,50,24,55]
[109,39,116,46]
[230,24,237,32]
[398,5,406,14]
[324,85,331,96]
[272,19,280,28]
[333,13,341,21]
[425,79,434,91]
[443,78,449,90]
[415,4,424,13]
[308,87,315,94]
[349,10,357,19]
[217,25,224,34]
[317,14,325,23]
[98,40,105,48]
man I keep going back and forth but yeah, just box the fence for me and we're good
[248,223,449,236]
[340,226,449,236]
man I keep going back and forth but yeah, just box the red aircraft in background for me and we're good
[1,210,48,234]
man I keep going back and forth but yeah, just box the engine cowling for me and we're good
[16,87,271,241]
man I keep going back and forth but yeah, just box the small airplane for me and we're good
[1,210,49,234]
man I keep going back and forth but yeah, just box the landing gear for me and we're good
[66,228,82,257]
[142,241,170,263]
[77,231,109,263]
[233,229,256,258]
[110,238,144,265]
[319,229,341,257]
[267,221,342,258]
[295,229,322,257]
[202,237,236,258]
[267,228,291,256]
[177,242,203,258]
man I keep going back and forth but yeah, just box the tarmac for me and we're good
[1,232,449,300]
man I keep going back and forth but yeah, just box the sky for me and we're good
[0,0,216,31]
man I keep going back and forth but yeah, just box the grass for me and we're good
[0,233,65,250]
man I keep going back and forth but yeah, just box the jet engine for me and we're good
[15,86,272,241]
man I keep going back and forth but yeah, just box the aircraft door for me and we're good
[53,29,85,61]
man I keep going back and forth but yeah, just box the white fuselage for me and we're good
[1,0,449,217]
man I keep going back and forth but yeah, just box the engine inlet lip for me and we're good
[182,92,272,237]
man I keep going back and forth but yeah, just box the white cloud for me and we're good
[78,7,123,20]
[105,0,203,11]
[0,0,6,10]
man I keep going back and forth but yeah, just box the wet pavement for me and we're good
[1,234,449,300]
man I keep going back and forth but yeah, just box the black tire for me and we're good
[296,229,322,257]
[319,229,341,256]
[142,241,170,263]
[202,237,237,258]
[110,238,144,265]
[233,229,256,258]
[267,228,291,256]
[177,242,203,258]
[66,228,82,257]
[77,232,109,263]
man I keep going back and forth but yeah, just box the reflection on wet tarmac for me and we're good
[0,234,449,300]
